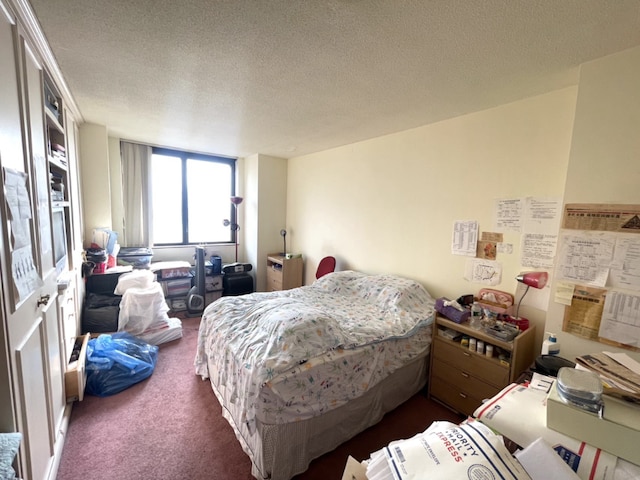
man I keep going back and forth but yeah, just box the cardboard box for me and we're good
[64,333,90,402]
[547,381,640,465]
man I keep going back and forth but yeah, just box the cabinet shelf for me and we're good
[48,154,68,171]
[435,316,516,351]
[428,314,536,416]
[435,334,510,369]
[45,106,63,132]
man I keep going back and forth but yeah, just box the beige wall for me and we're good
[244,154,288,291]
[287,45,640,361]
[107,137,124,237]
[79,123,111,246]
[546,45,640,359]
[288,88,576,351]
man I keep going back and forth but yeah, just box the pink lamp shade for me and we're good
[516,271,548,289]
[230,196,243,205]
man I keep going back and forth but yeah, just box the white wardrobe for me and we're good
[0,1,84,479]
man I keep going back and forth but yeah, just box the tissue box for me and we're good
[435,297,470,324]
[547,381,640,465]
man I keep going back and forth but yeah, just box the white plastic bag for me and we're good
[118,283,169,334]
[114,269,154,295]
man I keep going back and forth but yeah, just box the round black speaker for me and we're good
[535,355,576,377]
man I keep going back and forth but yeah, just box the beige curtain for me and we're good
[120,141,152,247]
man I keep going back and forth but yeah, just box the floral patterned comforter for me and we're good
[194,270,435,426]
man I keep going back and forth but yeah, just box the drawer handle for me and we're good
[459,392,467,399]
[460,372,469,378]
[37,294,50,307]
[463,352,471,357]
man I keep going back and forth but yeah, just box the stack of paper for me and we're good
[575,351,640,403]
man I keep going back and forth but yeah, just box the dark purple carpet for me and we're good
[56,316,462,479]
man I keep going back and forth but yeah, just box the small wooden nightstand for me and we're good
[266,254,303,291]
[428,314,536,416]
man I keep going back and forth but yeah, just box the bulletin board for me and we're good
[558,203,640,352]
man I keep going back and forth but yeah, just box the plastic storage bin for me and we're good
[117,247,153,269]
[86,248,107,274]
[556,367,603,413]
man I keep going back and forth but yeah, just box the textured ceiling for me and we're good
[29,0,640,159]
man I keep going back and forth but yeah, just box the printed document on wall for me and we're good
[524,197,563,235]
[599,290,640,347]
[521,233,556,269]
[3,167,43,303]
[451,220,478,256]
[520,197,562,268]
[494,198,523,232]
[464,258,502,286]
[557,233,615,287]
[609,235,640,291]
[562,286,606,341]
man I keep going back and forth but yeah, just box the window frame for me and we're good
[151,146,237,246]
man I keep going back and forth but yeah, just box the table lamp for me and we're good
[223,196,243,262]
[514,271,548,320]
[280,229,287,256]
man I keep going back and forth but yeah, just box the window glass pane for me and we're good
[187,158,232,243]
[151,154,183,244]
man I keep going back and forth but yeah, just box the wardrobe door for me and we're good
[15,27,61,480]
[0,6,60,478]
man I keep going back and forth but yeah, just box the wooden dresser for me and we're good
[266,254,303,291]
[428,314,536,416]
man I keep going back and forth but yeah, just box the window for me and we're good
[151,147,236,245]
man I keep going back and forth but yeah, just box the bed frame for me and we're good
[208,352,429,480]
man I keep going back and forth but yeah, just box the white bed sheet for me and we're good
[195,271,436,479]
[195,271,435,426]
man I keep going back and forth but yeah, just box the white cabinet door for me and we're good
[0,6,64,479]
[15,317,54,480]
[44,291,65,438]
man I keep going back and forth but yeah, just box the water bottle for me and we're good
[470,302,482,329]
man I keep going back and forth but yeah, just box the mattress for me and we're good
[194,270,436,478]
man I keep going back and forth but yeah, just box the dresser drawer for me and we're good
[432,337,508,387]
[65,333,90,402]
[430,375,485,416]
[431,357,501,401]
[266,267,283,291]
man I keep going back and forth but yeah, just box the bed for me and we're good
[194,270,436,480]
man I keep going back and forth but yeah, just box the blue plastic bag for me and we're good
[85,332,159,397]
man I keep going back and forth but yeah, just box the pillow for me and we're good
[0,432,21,480]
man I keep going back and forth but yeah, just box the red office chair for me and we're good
[315,256,336,279]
